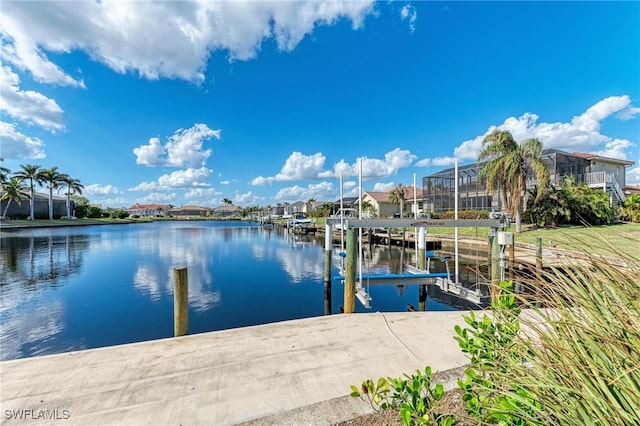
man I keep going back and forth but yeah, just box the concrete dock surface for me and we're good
[0,312,470,425]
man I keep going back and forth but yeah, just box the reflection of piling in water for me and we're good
[323,224,332,315]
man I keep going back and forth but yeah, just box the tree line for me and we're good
[0,161,84,220]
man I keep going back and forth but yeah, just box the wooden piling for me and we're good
[344,228,357,314]
[173,267,189,337]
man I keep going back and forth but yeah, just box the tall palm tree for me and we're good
[39,167,65,220]
[222,197,233,206]
[389,184,406,217]
[58,175,84,219]
[1,177,28,220]
[14,164,42,220]
[478,129,549,232]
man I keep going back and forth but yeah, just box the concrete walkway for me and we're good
[0,312,470,425]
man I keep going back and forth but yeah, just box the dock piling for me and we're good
[173,267,189,337]
[344,229,357,313]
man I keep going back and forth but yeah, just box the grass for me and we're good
[487,243,640,425]
[0,217,153,228]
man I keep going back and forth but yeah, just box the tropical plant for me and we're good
[478,130,549,232]
[38,167,66,220]
[620,193,640,223]
[14,164,43,220]
[222,197,233,206]
[389,184,406,217]
[0,158,10,183]
[351,367,454,426]
[361,199,375,218]
[1,177,28,220]
[58,175,84,219]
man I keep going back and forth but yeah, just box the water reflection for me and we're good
[0,222,468,361]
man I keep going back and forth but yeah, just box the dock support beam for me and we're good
[324,224,332,315]
[174,267,189,337]
[344,228,357,313]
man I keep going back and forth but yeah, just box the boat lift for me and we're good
[325,216,511,309]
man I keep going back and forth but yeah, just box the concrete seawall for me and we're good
[0,312,470,425]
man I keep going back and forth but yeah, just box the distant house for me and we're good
[211,205,242,217]
[285,201,305,216]
[170,205,211,217]
[359,186,423,218]
[625,185,640,195]
[271,204,285,217]
[0,191,67,219]
[127,203,169,217]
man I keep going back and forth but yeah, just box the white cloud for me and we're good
[320,148,416,179]
[130,167,212,191]
[454,95,639,161]
[234,191,263,205]
[373,182,395,192]
[184,187,219,204]
[400,4,417,33]
[415,156,457,168]
[0,121,46,159]
[251,176,273,186]
[0,1,375,84]
[627,160,640,186]
[274,151,326,181]
[133,124,220,168]
[0,65,64,132]
[138,192,178,204]
[84,184,121,196]
[275,181,334,202]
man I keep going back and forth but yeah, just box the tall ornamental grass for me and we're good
[499,236,640,425]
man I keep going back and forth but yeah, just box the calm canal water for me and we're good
[0,221,459,361]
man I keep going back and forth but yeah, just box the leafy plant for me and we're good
[351,366,455,425]
[455,281,542,424]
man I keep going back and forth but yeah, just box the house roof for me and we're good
[171,205,209,211]
[572,152,635,166]
[128,203,169,210]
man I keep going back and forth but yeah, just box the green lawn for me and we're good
[429,223,640,256]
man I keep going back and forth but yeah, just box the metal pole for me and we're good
[454,160,459,285]
[173,267,188,337]
[491,232,500,303]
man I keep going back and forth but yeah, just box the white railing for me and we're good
[585,171,606,185]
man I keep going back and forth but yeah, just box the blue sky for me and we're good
[1,1,639,209]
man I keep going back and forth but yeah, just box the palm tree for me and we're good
[0,158,10,184]
[39,167,65,220]
[1,177,28,220]
[14,164,43,220]
[58,175,84,219]
[389,184,406,217]
[478,129,549,232]
[361,200,374,218]
[222,197,233,206]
